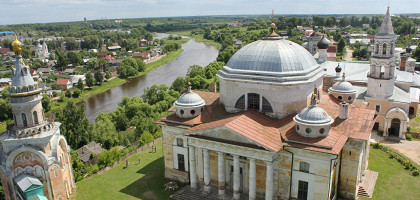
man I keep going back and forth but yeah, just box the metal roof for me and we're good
[226,39,318,73]
[14,173,43,192]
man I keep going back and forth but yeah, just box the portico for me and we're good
[188,137,277,200]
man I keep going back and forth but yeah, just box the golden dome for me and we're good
[12,34,22,56]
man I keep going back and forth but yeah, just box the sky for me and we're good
[1,0,419,25]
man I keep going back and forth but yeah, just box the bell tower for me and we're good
[367,6,397,99]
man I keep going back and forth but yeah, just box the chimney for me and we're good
[400,55,407,71]
[339,102,349,120]
[209,82,217,93]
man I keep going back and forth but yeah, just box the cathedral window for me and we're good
[375,105,381,114]
[234,95,245,109]
[247,93,260,110]
[305,128,311,134]
[299,162,310,173]
[348,96,352,101]
[375,43,379,54]
[338,96,342,100]
[33,111,39,125]
[319,128,325,134]
[296,125,300,131]
[262,97,273,113]
[190,110,195,115]
[22,113,27,127]
[180,110,184,115]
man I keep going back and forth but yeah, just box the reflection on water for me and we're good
[84,33,219,122]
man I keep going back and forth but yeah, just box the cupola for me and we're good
[328,73,357,103]
[317,35,329,49]
[293,93,334,138]
[174,83,206,118]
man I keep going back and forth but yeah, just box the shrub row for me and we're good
[372,143,419,176]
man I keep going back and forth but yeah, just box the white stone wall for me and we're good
[367,77,396,99]
[10,94,44,128]
[219,76,323,119]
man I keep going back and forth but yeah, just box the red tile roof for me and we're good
[158,90,376,154]
[0,48,10,54]
[56,79,69,85]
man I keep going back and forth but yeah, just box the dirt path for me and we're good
[345,47,353,61]
[382,140,420,166]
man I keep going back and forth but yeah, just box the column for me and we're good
[259,95,263,112]
[189,146,197,190]
[245,94,248,110]
[203,149,211,193]
[249,158,256,200]
[265,161,274,200]
[218,152,225,196]
[233,155,240,200]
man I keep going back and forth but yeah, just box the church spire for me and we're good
[377,6,394,36]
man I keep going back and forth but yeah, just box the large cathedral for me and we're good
[155,9,412,200]
[0,36,75,200]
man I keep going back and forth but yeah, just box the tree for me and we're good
[105,71,111,79]
[98,58,109,72]
[94,71,103,85]
[171,77,187,93]
[413,48,420,62]
[87,58,98,70]
[0,99,12,121]
[86,72,94,88]
[187,65,205,78]
[41,94,51,112]
[77,79,84,91]
[56,101,90,149]
[65,37,79,50]
[72,88,81,98]
[92,118,118,149]
[337,38,346,55]
[118,57,139,78]
[67,51,82,66]
[139,131,154,146]
[55,50,68,71]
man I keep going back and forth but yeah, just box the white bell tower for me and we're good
[367,6,396,99]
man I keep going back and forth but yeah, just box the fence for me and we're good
[89,137,162,178]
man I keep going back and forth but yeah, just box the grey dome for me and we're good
[294,106,334,125]
[317,36,329,49]
[174,88,205,108]
[226,39,318,73]
[329,81,356,94]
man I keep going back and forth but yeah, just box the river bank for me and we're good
[49,46,187,113]
[168,30,222,49]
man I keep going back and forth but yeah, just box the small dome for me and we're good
[335,64,342,73]
[174,86,206,119]
[294,106,333,125]
[174,89,205,107]
[317,36,329,49]
[329,81,356,94]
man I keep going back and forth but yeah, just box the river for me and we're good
[83,33,219,122]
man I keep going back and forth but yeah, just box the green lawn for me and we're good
[74,142,178,200]
[360,147,420,200]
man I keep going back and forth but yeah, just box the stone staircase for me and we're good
[357,170,379,198]
[171,184,255,200]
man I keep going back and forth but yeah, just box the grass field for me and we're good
[73,142,179,200]
[360,147,420,200]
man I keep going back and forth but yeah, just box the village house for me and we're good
[56,78,72,89]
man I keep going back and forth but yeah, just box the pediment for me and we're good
[185,126,271,151]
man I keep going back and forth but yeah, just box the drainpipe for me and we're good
[283,146,294,200]
[328,155,339,200]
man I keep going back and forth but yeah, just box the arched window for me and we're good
[383,43,387,55]
[299,162,310,173]
[375,43,379,54]
[248,93,260,110]
[234,95,245,109]
[22,113,27,127]
[390,43,394,54]
[262,97,273,113]
[33,111,39,125]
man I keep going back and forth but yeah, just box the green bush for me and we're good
[389,153,395,159]
[373,143,382,149]
[407,126,411,133]
[413,170,419,176]
[406,134,412,141]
